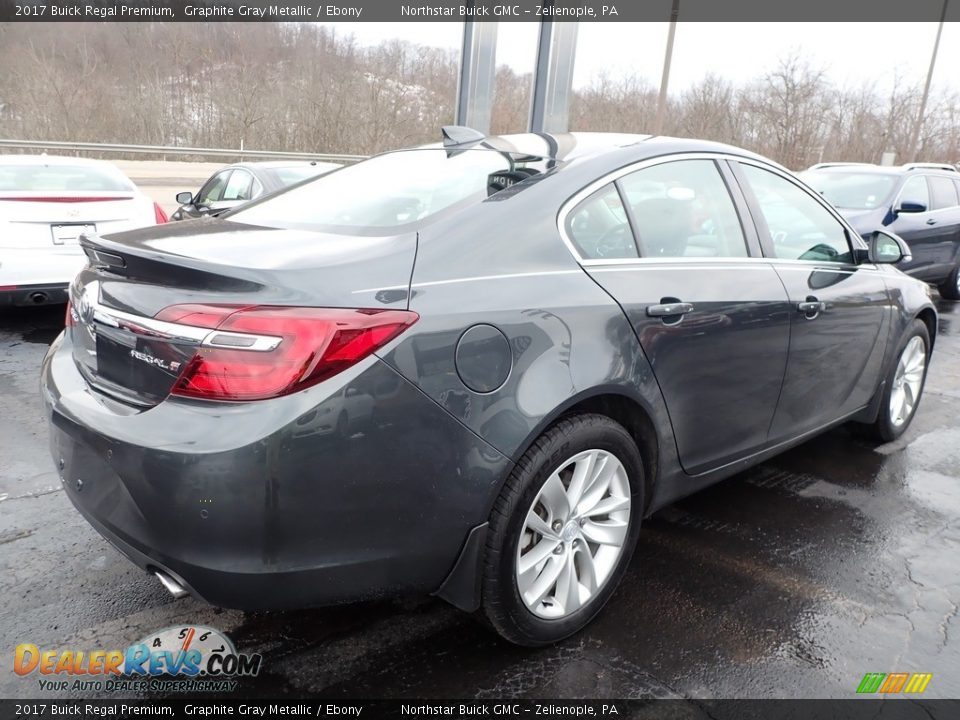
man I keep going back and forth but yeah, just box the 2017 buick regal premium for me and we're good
[41,130,937,646]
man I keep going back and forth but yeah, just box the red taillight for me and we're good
[154,305,418,401]
[65,299,74,327]
[153,202,169,224]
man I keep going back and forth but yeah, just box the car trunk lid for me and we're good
[0,191,150,248]
[69,218,417,407]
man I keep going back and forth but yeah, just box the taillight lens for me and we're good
[65,299,74,327]
[154,305,418,401]
[153,202,169,224]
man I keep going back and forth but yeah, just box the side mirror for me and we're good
[175,191,194,205]
[895,200,927,214]
[868,230,912,264]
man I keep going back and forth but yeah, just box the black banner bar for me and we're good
[4,700,960,720]
[1,0,960,22]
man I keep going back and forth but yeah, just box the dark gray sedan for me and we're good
[170,160,341,220]
[41,130,937,646]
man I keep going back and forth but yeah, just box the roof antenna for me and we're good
[441,126,485,147]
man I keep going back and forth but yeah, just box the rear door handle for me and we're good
[926,218,937,225]
[797,300,827,314]
[647,302,694,318]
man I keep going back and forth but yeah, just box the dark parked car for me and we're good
[801,163,960,299]
[170,160,341,220]
[42,130,937,646]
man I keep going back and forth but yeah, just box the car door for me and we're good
[731,160,890,441]
[888,174,949,280]
[565,156,792,475]
[924,175,960,279]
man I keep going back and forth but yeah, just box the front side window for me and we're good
[619,159,747,258]
[899,175,930,211]
[197,171,230,206]
[929,175,959,210]
[231,149,527,234]
[741,164,853,263]
[566,184,636,260]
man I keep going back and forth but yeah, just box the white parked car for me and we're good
[0,155,165,307]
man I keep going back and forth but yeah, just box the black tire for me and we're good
[481,413,645,646]
[867,319,931,443]
[938,264,960,301]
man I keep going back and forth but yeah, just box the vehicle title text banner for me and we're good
[1,0,958,22]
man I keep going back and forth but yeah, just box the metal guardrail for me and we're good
[0,139,366,164]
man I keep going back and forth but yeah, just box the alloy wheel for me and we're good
[515,449,631,619]
[889,336,926,428]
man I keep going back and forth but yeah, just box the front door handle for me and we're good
[926,218,937,225]
[647,302,694,318]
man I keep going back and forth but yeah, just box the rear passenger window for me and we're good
[929,176,959,210]
[566,184,638,260]
[741,164,853,264]
[619,159,748,258]
[223,170,254,201]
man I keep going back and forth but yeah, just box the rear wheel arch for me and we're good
[505,391,661,517]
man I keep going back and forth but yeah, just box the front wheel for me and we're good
[868,319,931,442]
[481,414,644,646]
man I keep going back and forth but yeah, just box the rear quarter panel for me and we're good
[377,164,680,517]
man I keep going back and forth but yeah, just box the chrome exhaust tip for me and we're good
[154,570,189,599]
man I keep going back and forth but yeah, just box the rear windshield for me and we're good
[800,171,898,210]
[230,148,538,234]
[0,164,134,192]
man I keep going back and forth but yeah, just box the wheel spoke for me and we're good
[538,472,570,520]
[577,458,617,516]
[903,383,916,417]
[580,494,630,519]
[556,551,581,614]
[904,367,924,384]
[523,554,565,607]
[524,509,558,540]
[905,353,923,374]
[890,386,905,423]
[574,543,598,593]
[518,536,560,576]
[581,519,628,547]
[565,451,598,512]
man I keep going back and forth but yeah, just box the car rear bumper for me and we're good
[0,247,87,291]
[41,330,511,609]
[0,282,69,306]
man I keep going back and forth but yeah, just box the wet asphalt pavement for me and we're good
[1,299,958,701]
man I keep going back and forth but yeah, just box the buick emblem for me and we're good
[76,282,99,339]
[78,287,95,324]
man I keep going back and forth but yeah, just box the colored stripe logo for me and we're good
[857,672,932,694]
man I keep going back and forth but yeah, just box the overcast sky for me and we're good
[319,22,958,95]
